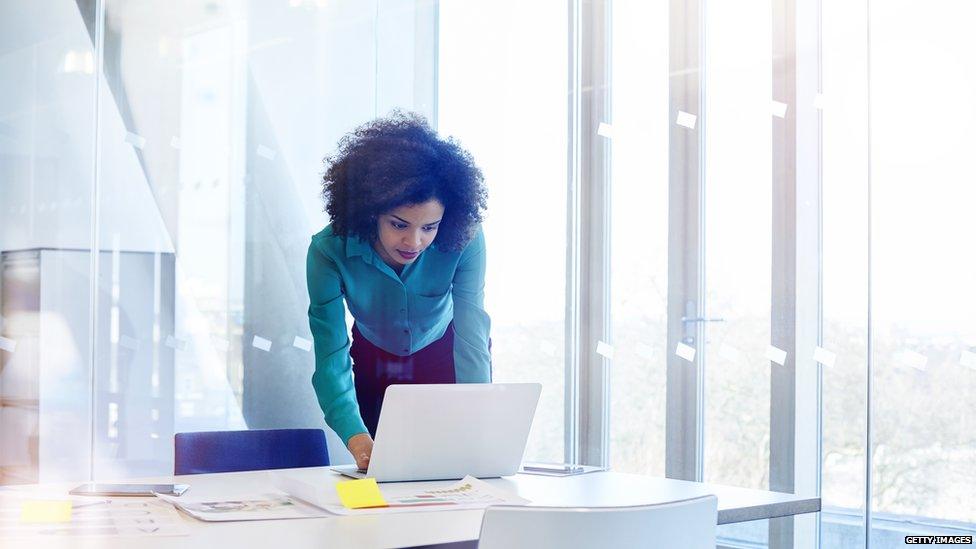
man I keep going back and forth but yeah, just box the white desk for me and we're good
[1,467,820,549]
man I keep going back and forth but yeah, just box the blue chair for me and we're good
[174,428,330,475]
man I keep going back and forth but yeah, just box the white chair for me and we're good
[477,495,717,549]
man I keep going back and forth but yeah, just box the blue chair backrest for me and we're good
[174,428,330,475]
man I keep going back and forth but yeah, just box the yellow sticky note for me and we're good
[20,500,73,523]
[335,478,388,509]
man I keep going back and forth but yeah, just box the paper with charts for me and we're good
[154,492,330,522]
[0,495,187,539]
[274,473,529,516]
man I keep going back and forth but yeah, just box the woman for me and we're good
[306,112,491,471]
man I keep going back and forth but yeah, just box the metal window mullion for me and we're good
[665,0,705,483]
[88,0,107,483]
[814,0,825,545]
[427,0,440,128]
[564,0,583,467]
[575,0,612,468]
[788,0,825,546]
[864,0,875,545]
[770,0,800,546]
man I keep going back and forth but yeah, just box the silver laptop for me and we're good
[332,383,541,482]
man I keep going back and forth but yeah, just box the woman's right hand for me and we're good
[347,433,374,471]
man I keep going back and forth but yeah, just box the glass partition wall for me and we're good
[0,0,97,484]
[1,1,974,548]
[1,0,442,478]
[88,0,441,474]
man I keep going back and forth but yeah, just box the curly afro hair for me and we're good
[321,111,487,252]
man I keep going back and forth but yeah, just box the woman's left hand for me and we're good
[347,433,374,470]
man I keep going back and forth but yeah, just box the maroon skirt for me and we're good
[350,322,457,438]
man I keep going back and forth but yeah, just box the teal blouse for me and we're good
[306,224,491,444]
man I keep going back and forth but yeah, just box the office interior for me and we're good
[0,1,973,548]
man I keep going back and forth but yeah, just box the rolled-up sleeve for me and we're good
[451,229,492,383]
[306,242,368,445]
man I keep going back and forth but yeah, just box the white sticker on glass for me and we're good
[813,346,836,368]
[676,342,696,362]
[119,334,141,351]
[596,340,614,360]
[766,344,787,366]
[771,100,789,118]
[676,111,697,130]
[165,335,187,351]
[124,131,146,149]
[960,350,976,369]
[170,136,182,149]
[252,335,272,352]
[898,349,928,372]
[63,50,84,73]
[597,122,614,139]
[256,145,277,160]
[293,336,312,352]
[0,336,16,353]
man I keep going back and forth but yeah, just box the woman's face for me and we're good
[374,199,445,268]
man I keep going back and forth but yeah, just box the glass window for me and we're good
[821,0,976,545]
[607,0,670,476]
[438,0,569,463]
[821,0,870,545]
[869,0,976,530]
[701,0,773,492]
[0,0,96,484]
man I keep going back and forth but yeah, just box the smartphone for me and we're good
[520,463,586,474]
[69,483,190,497]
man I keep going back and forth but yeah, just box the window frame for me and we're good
[569,2,824,549]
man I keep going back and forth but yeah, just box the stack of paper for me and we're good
[273,474,530,516]
[0,495,187,538]
[155,493,330,522]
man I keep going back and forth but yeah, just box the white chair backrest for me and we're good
[478,495,717,549]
